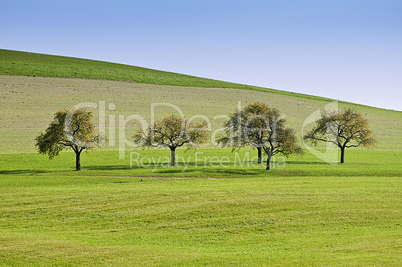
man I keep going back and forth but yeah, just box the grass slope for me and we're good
[1,175,400,266]
[0,149,401,266]
[0,49,310,98]
[1,75,401,154]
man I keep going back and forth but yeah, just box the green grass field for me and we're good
[0,49,401,266]
[0,149,401,265]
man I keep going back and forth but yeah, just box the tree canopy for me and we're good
[35,109,100,171]
[134,115,209,166]
[303,108,376,163]
[218,102,303,170]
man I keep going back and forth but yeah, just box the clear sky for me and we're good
[1,0,401,111]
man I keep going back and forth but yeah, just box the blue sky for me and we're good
[1,0,401,110]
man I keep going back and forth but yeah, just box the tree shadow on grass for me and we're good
[84,165,134,171]
[0,164,133,175]
[156,167,262,176]
[285,161,336,165]
[0,169,50,175]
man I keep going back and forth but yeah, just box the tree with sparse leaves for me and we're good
[35,109,100,171]
[217,103,268,164]
[303,108,376,163]
[134,115,209,166]
[218,102,303,170]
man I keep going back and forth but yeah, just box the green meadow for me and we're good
[0,50,401,266]
[0,149,401,266]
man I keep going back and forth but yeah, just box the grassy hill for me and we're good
[0,49,401,266]
[0,49,311,98]
[1,49,401,154]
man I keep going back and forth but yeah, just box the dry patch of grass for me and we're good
[1,75,400,154]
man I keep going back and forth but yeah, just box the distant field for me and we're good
[0,49,302,97]
[1,75,401,154]
[1,49,400,154]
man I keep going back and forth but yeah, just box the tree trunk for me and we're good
[266,151,272,170]
[170,147,176,167]
[75,150,82,171]
[257,147,262,164]
[340,147,345,164]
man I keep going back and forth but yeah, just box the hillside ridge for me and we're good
[0,49,338,103]
[0,49,271,88]
[1,49,401,113]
